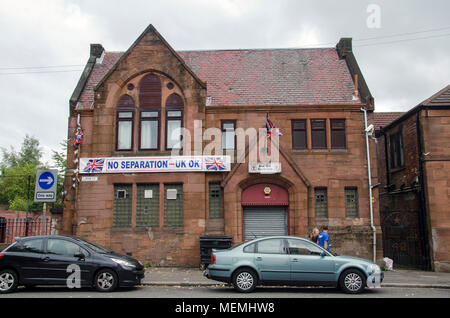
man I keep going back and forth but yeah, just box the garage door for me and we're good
[243,207,288,241]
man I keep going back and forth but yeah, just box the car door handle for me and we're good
[256,257,263,262]
[291,258,299,262]
[43,257,50,262]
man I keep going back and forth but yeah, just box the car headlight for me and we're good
[111,258,136,269]
[367,264,381,274]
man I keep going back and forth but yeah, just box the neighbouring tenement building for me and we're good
[375,85,450,272]
[62,25,383,266]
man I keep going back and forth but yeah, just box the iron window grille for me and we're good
[345,187,359,218]
[113,184,132,228]
[314,188,328,218]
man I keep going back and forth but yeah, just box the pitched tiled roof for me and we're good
[78,52,123,108]
[374,112,404,129]
[77,48,361,108]
[421,84,450,106]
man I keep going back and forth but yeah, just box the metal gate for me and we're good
[243,207,288,241]
[381,209,427,269]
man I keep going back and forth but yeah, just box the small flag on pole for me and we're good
[266,115,282,138]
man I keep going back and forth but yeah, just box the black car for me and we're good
[0,235,145,293]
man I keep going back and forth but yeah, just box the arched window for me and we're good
[116,95,135,151]
[165,93,184,150]
[139,74,162,150]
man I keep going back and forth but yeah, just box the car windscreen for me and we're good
[75,239,111,254]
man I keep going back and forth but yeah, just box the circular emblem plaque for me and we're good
[264,187,272,195]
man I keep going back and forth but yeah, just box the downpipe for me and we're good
[361,107,377,263]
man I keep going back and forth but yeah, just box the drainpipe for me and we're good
[416,110,432,270]
[361,107,377,263]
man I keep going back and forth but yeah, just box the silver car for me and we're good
[203,236,383,293]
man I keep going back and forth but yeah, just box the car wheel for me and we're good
[0,269,18,294]
[232,268,258,293]
[339,269,366,294]
[94,269,118,292]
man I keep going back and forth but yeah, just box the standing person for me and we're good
[318,226,330,251]
[310,227,320,244]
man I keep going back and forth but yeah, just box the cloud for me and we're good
[0,0,106,167]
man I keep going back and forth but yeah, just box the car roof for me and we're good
[16,235,80,241]
[244,236,310,244]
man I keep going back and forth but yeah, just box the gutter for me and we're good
[361,107,377,263]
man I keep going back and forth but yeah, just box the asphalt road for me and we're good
[0,285,449,298]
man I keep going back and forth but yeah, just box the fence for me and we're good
[0,217,52,244]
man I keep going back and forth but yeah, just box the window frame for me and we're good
[291,119,307,150]
[209,182,223,219]
[221,120,236,150]
[116,108,135,152]
[389,130,404,169]
[136,183,160,227]
[311,119,327,149]
[139,110,160,151]
[163,183,183,228]
[330,119,347,149]
[314,187,329,218]
[113,184,133,228]
[345,187,359,218]
[165,94,184,151]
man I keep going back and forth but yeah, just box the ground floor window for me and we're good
[164,184,183,227]
[345,187,359,218]
[209,182,223,219]
[314,188,328,218]
[137,184,160,227]
[113,184,132,227]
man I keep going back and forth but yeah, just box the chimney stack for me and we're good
[336,38,352,59]
[90,44,105,58]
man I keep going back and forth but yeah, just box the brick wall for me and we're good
[377,108,450,272]
[421,109,450,272]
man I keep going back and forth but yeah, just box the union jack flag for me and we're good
[205,157,227,171]
[266,118,283,138]
[83,159,104,174]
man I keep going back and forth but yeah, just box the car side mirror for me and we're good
[320,251,327,257]
[74,253,85,260]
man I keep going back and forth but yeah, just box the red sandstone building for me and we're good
[63,25,382,266]
[375,85,450,272]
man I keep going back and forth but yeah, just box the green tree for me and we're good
[1,134,42,168]
[0,135,43,211]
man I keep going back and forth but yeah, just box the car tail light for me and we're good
[0,254,4,260]
[211,254,216,265]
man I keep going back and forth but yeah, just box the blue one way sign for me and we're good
[38,172,55,190]
[34,169,58,203]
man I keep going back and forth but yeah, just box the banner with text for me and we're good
[79,156,231,174]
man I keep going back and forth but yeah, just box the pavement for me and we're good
[142,267,450,289]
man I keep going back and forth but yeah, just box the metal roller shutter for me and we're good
[244,207,287,241]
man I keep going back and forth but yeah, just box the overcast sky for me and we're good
[1,0,449,166]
